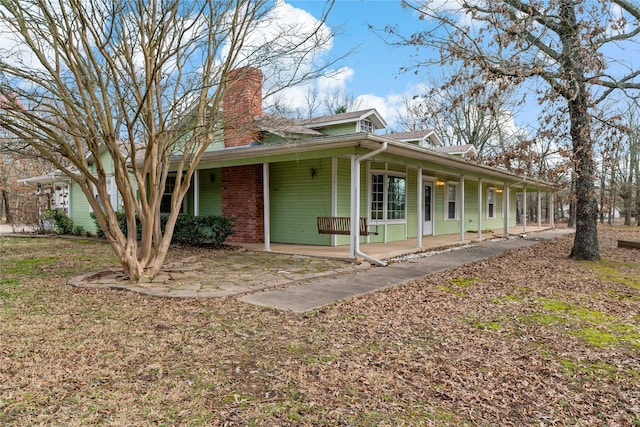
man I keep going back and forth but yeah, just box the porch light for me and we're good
[496,188,503,193]
[310,167,317,179]
[436,180,445,186]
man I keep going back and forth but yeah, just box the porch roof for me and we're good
[18,170,70,185]
[194,133,555,190]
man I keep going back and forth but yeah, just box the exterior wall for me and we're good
[198,168,222,216]
[222,164,264,243]
[69,182,96,233]
[269,158,333,245]
[464,180,479,233]
[68,150,139,235]
[316,123,357,136]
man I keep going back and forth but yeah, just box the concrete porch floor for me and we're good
[236,224,559,261]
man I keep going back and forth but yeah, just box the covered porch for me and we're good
[238,224,557,262]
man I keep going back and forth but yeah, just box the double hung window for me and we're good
[446,183,458,220]
[487,188,496,219]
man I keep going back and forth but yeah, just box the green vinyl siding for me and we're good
[433,180,460,235]
[463,180,479,232]
[335,157,352,246]
[386,223,407,241]
[69,181,97,233]
[269,159,333,245]
[316,123,357,136]
[198,168,222,216]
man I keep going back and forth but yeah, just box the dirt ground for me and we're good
[1,226,638,426]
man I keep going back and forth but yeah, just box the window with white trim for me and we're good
[445,182,458,220]
[370,173,406,221]
[160,174,186,214]
[487,187,496,219]
[359,118,373,133]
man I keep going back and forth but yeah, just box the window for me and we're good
[446,183,458,220]
[160,174,186,214]
[160,175,176,214]
[387,176,406,220]
[371,174,384,220]
[359,118,373,133]
[370,173,406,221]
[487,188,496,219]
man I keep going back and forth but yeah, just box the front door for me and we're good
[423,182,433,235]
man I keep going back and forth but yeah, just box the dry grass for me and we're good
[1,228,639,426]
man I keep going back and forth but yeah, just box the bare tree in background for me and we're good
[0,0,337,280]
[392,0,640,261]
[396,68,519,159]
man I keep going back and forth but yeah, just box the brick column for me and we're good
[222,165,264,243]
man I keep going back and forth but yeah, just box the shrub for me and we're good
[91,212,234,246]
[43,209,74,235]
[72,225,86,236]
[171,215,235,246]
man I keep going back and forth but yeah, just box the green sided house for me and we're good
[22,66,555,263]
[167,67,555,264]
[19,149,135,233]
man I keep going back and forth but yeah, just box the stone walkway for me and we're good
[4,224,575,308]
[67,249,370,298]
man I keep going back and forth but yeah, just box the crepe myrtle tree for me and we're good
[393,0,640,261]
[0,0,337,280]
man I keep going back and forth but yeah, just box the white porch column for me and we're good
[477,178,483,240]
[523,186,527,233]
[503,184,509,236]
[350,156,359,259]
[417,169,423,248]
[460,175,465,242]
[331,157,338,247]
[537,190,542,229]
[263,163,271,252]
[193,170,200,216]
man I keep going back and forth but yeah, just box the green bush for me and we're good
[91,212,234,246]
[43,209,74,235]
[72,225,86,236]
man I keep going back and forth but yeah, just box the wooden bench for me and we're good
[618,240,640,249]
[317,216,378,236]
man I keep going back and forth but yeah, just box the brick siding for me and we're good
[221,165,264,243]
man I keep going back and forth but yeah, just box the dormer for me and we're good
[301,109,387,136]
[386,129,443,149]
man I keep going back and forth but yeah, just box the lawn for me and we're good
[1,228,639,426]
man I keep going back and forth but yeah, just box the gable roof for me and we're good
[386,129,443,147]
[255,114,323,138]
[433,144,477,156]
[301,109,387,130]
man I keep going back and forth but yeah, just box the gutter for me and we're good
[350,141,388,267]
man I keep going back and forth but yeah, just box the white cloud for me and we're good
[228,0,335,96]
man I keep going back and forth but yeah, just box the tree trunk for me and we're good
[567,176,576,228]
[1,190,12,225]
[599,168,606,224]
[568,98,600,260]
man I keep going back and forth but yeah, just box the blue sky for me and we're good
[278,0,430,129]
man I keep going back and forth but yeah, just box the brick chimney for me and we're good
[223,66,263,148]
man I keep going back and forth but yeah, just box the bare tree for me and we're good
[396,68,519,159]
[0,0,336,280]
[393,0,640,261]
